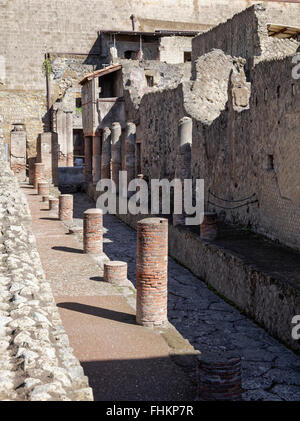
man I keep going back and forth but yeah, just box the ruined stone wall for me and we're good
[101,35,160,61]
[0,144,93,400]
[191,54,300,251]
[122,59,190,122]
[159,37,192,64]
[138,85,185,180]
[134,5,300,251]
[1,0,299,153]
[191,4,300,76]
[137,50,300,251]
[50,55,102,131]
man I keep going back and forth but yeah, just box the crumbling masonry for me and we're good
[1,0,300,401]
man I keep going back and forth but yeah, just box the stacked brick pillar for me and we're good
[104,261,128,285]
[56,108,67,166]
[196,352,242,401]
[65,111,74,167]
[10,124,27,181]
[136,217,168,327]
[111,122,122,193]
[37,182,49,197]
[101,127,111,180]
[59,194,73,222]
[124,122,136,186]
[173,117,192,227]
[28,157,36,185]
[83,209,103,255]
[49,198,59,213]
[34,163,45,190]
[36,132,59,186]
[84,136,93,183]
[55,108,73,167]
[92,136,101,184]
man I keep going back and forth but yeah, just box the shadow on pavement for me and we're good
[52,246,83,254]
[57,301,136,325]
[81,357,196,401]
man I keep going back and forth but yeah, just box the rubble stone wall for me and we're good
[0,141,93,401]
[191,54,300,251]
[191,4,300,76]
[1,0,300,151]
[135,5,300,251]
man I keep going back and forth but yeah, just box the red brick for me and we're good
[136,217,168,327]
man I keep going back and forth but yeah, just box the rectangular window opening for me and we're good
[184,51,192,62]
[146,75,154,87]
[268,154,274,170]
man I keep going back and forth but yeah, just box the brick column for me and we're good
[66,111,73,167]
[196,352,242,401]
[49,198,59,212]
[200,212,217,241]
[124,122,136,185]
[28,157,36,185]
[10,124,26,181]
[56,108,67,166]
[84,136,92,183]
[104,261,128,285]
[83,209,103,254]
[92,135,101,184]
[136,217,168,327]
[37,182,49,197]
[37,133,50,182]
[59,194,73,221]
[34,163,45,190]
[101,127,111,180]
[111,122,122,193]
[173,117,192,227]
[51,132,59,186]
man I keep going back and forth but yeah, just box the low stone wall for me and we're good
[114,210,300,353]
[0,152,93,400]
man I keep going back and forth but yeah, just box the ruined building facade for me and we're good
[1,0,300,157]
[80,4,300,253]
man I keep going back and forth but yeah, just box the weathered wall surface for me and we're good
[192,4,300,76]
[159,36,192,64]
[132,5,300,252]
[1,0,300,152]
[138,52,300,251]
[190,54,300,251]
[0,143,93,400]
[122,59,190,121]
[51,55,102,128]
[139,85,185,180]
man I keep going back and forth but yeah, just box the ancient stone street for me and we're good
[2,0,300,403]
[25,186,197,401]
[27,189,300,401]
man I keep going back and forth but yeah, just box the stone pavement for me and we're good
[24,185,196,401]
[72,194,300,402]
[25,188,300,401]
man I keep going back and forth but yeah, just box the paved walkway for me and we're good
[23,185,195,401]
[73,194,300,402]
[25,188,300,401]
